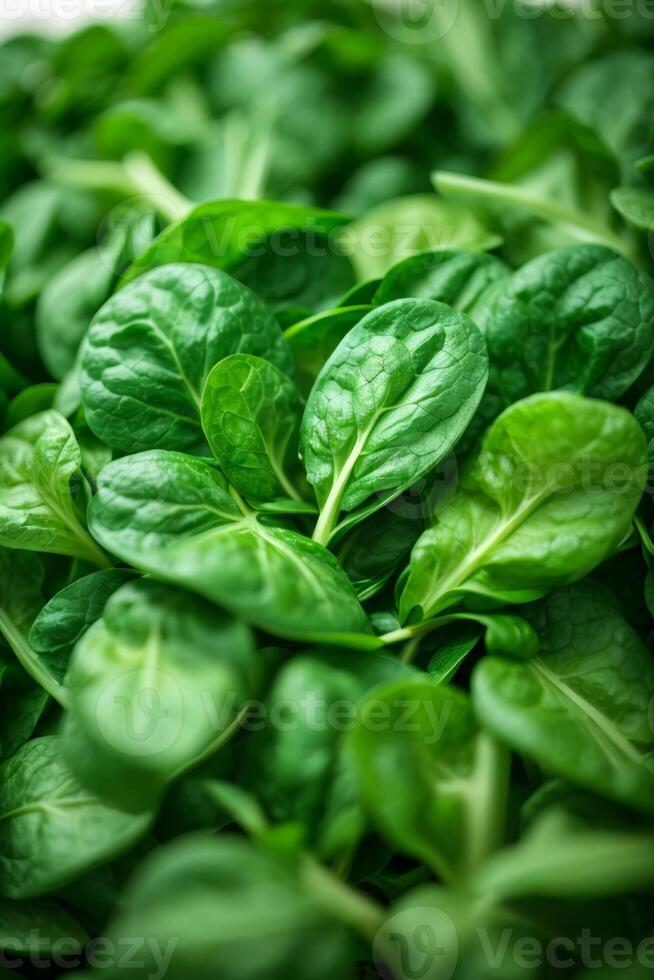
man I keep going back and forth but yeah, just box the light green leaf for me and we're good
[302,299,488,545]
[64,579,256,807]
[0,737,152,899]
[201,353,303,503]
[400,393,647,623]
[89,450,369,640]
[81,263,293,454]
[472,582,654,813]
[0,411,108,567]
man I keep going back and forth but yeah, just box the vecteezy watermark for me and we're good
[0,0,139,24]
[367,0,654,45]
[92,685,459,759]
[372,907,654,980]
[0,934,177,979]
[373,906,459,980]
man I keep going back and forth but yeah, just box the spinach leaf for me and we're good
[123,200,350,283]
[350,676,509,882]
[374,248,509,311]
[28,568,136,681]
[473,582,654,814]
[89,450,369,639]
[201,353,304,503]
[611,187,654,233]
[400,393,646,624]
[64,579,256,807]
[473,245,654,408]
[0,737,152,898]
[240,650,410,859]
[0,548,67,705]
[96,835,357,980]
[0,897,87,955]
[81,264,293,454]
[0,411,108,566]
[302,299,488,544]
[340,195,502,280]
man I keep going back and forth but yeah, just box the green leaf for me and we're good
[0,736,152,899]
[0,548,67,705]
[97,835,356,980]
[0,896,88,954]
[302,299,488,544]
[0,222,12,291]
[28,568,136,682]
[240,650,411,859]
[373,249,509,311]
[89,450,369,640]
[350,676,509,882]
[474,244,654,407]
[472,582,654,814]
[64,579,256,807]
[81,263,292,454]
[122,200,350,283]
[400,393,647,623]
[0,410,109,567]
[472,809,654,899]
[35,225,130,381]
[611,186,654,233]
[339,194,502,280]
[201,353,304,503]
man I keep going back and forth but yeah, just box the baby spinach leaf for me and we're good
[472,582,654,814]
[0,548,67,706]
[89,450,369,639]
[350,676,509,882]
[634,384,654,475]
[610,187,654,233]
[302,299,488,544]
[339,195,502,280]
[123,200,350,283]
[28,568,136,681]
[36,225,131,382]
[64,579,256,808]
[201,353,303,503]
[0,897,88,954]
[472,808,654,900]
[0,737,152,899]
[240,650,410,860]
[0,222,12,289]
[81,263,293,454]
[0,411,108,567]
[400,393,647,624]
[475,244,654,407]
[98,835,357,980]
[374,249,509,311]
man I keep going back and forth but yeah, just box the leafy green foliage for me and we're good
[1,2,654,976]
[400,393,646,624]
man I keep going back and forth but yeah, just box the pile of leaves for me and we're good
[1,1,654,978]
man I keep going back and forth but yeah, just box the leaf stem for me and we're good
[434,170,631,257]
[299,855,385,941]
[0,610,69,708]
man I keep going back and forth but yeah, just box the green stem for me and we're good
[299,856,385,941]
[123,152,194,223]
[0,611,69,708]
[465,735,510,873]
[434,170,631,257]
[47,153,194,225]
[634,513,654,556]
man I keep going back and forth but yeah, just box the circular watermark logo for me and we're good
[373,905,459,980]
[369,0,461,45]
[95,668,183,758]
